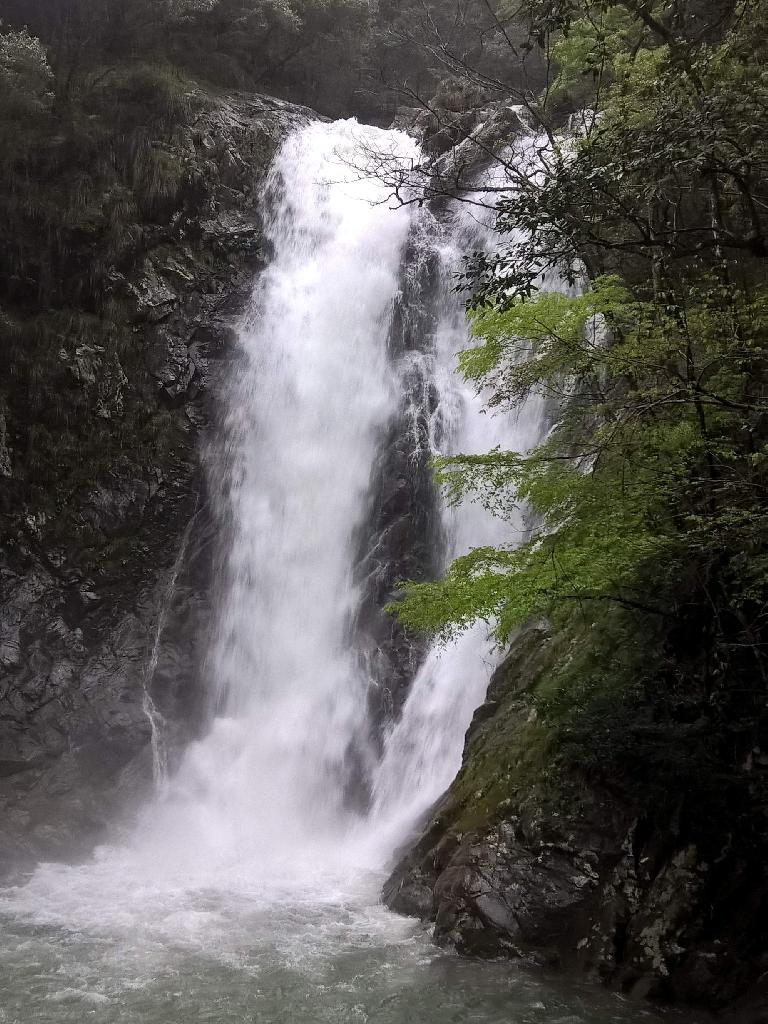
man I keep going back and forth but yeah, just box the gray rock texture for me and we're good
[0,91,315,876]
[383,624,768,1020]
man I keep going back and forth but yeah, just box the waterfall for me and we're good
[2,113,548,905]
[130,119,422,872]
[18,121,548,882]
[0,119,647,1024]
[152,122,550,874]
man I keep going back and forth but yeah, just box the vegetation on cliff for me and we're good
[0,34,210,568]
[395,0,768,761]
[382,3,768,1005]
[390,0,768,977]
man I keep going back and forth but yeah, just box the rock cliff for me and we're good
[0,91,315,875]
[383,621,768,1019]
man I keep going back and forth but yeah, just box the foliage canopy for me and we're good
[392,0,768,741]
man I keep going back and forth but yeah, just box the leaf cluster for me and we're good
[392,276,768,714]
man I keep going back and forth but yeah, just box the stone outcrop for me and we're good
[0,91,315,876]
[383,623,768,1020]
[392,82,529,183]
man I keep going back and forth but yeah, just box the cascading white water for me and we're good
[135,119,421,871]
[0,119,641,1024]
[368,140,549,845]
[151,126,553,868]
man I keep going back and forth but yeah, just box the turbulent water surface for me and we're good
[1,120,653,1023]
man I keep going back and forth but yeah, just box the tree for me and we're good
[0,24,54,114]
[390,0,768,728]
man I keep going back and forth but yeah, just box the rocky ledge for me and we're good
[383,623,768,1022]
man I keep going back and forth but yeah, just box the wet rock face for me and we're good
[383,625,768,1018]
[393,89,527,171]
[349,233,444,783]
[0,92,315,877]
[0,558,154,870]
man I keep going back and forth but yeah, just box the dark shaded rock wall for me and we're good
[0,92,315,876]
[352,232,444,731]
[383,623,768,1020]
[345,219,459,811]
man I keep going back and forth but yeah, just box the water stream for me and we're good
[0,119,652,1023]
